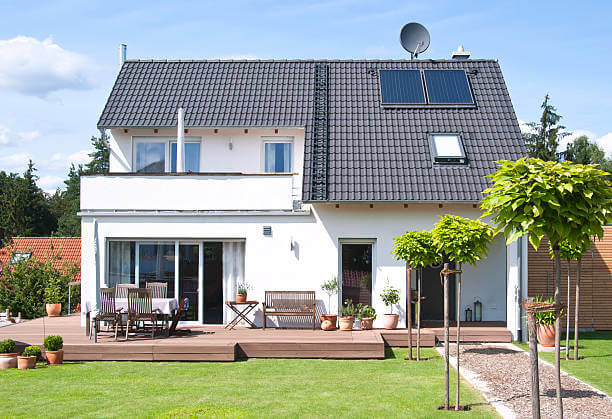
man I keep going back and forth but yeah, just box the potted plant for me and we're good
[18,346,39,370]
[381,284,400,329]
[338,299,358,331]
[44,335,64,365]
[236,281,251,303]
[320,276,339,330]
[358,305,376,330]
[535,296,559,347]
[0,339,18,369]
[44,276,64,317]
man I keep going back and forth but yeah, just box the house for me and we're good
[0,236,81,280]
[81,50,528,338]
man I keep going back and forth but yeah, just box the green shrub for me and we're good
[534,296,563,325]
[43,335,63,351]
[0,338,16,353]
[23,345,42,361]
[358,304,376,320]
[339,299,359,317]
[44,275,65,304]
[380,284,400,314]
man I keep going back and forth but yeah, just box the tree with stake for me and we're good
[432,215,494,410]
[392,230,441,361]
[481,158,612,418]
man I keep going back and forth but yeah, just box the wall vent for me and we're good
[263,226,272,236]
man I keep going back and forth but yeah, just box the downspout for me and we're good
[517,235,524,341]
[177,107,185,172]
[93,218,100,309]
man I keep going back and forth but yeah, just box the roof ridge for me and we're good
[123,58,498,63]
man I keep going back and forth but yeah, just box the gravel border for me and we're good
[436,343,612,418]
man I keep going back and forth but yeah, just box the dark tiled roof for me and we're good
[98,59,526,202]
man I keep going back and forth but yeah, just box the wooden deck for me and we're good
[0,315,510,361]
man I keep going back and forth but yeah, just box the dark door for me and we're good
[420,258,456,322]
[341,243,372,306]
[179,244,199,322]
[203,242,223,324]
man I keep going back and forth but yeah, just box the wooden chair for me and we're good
[115,283,137,299]
[146,282,168,298]
[126,288,160,340]
[262,291,316,330]
[90,288,122,343]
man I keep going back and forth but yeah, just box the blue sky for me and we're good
[1,0,611,192]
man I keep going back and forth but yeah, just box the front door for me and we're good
[341,243,373,307]
[420,257,456,322]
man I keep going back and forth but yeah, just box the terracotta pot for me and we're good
[0,353,18,369]
[321,320,335,331]
[46,350,64,365]
[338,316,354,331]
[236,294,247,303]
[18,356,36,369]
[536,323,556,347]
[320,314,337,330]
[360,317,374,330]
[46,303,62,317]
[383,314,399,330]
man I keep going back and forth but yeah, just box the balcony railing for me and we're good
[81,173,297,212]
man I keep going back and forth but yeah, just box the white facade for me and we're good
[80,127,525,337]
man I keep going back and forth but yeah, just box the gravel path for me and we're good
[440,343,612,418]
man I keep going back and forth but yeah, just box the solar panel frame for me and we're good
[378,69,426,105]
[423,69,474,105]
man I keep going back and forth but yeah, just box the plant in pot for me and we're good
[18,346,40,369]
[236,281,251,303]
[358,305,376,330]
[381,284,400,329]
[0,338,18,369]
[44,276,65,317]
[320,276,339,330]
[338,299,358,331]
[43,335,64,365]
[535,296,560,347]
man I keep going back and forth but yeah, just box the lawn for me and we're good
[516,331,612,395]
[0,348,497,418]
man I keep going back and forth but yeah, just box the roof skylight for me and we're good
[429,134,467,165]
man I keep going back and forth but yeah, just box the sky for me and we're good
[0,0,611,193]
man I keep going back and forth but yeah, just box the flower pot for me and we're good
[536,323,556,347]
[338,316,354,331]
[46,303,62,317]
[320,314,337,330]
[0,353,18,369]
[360,317,374,330]
[383,314,399,330]
[18,356,36,369]
[236,294,247,303]
[46,350,64,365]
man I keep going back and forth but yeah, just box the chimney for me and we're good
[119,44,127,68]
[451,45,470,60]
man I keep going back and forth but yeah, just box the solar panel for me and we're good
[379,70,426,104]
[424,70,474,104]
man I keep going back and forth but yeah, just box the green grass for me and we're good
[0,348,497,418]
[515,331,612,395]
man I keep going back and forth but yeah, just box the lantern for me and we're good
[465,307,472,322]
[474,300,482,322]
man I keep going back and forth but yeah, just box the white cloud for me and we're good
[0,123,42,147]
[593,132,612,156]
[0,36,94,97]
[68,149,91,166]
[215,54,259,60]
[43,149,92,170]
[17,130,41,143]
[0,152,31,172]
[37,175,64,194]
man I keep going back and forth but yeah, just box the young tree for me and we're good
[481,158,612,418]
[564,135,612,173]
[523,94,568,162]
[392,230,441,361]
[432,215,494,410]
[84,134,110,175]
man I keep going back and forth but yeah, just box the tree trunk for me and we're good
[553,247,564,417]
[574,258,582,360]
[528,310,541,419]
[443,263,450,410]
[566,260,571,360]
[455,264,462,410]
[417,267,422,361]
[407,265,413,360]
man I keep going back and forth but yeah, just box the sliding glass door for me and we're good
[203,242,223,324]
[179,244,200,322]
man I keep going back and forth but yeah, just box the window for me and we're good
[135,142,165,173]
[170,142,201,173]
[138,243,176,296]
[108,242,135,288]
[264,142,292,173]
[10,252,31,264]
[429,134,467,165]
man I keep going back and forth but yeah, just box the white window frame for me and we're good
[428,133,467,165]
[261,137,294,173]
[132,136,202,173]
[169,139,202,173]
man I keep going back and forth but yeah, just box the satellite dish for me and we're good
[400,22,430,59]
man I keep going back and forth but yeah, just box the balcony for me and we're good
[80,173,298,212]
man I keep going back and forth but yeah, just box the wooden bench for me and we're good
[262,291,316,330]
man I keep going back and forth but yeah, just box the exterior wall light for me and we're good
[474,299,482,322]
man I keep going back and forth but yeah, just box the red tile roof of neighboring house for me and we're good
[0,237,81,281]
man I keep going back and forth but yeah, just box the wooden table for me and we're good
[225,301,259,330]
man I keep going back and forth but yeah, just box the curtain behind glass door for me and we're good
[138,243,175,296]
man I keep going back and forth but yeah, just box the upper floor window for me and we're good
[135,142,165,173]
[133,137,201,173]
[264,141,292,173]
[429,134,467,165]
[170,142,201,173]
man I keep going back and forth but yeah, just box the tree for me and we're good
[564,135,612,173]
[392,231,441,361]
[481,158,612,418]
[84,133,110,175]
[432,215,494,410]
[523,94,568,162]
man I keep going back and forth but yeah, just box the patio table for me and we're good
[225,300,259,330]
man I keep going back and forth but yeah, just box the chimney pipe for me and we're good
[451,45,470,60]
[119,44,127,68]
